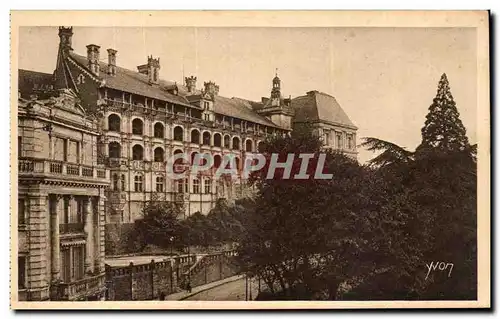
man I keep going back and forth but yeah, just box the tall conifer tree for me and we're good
[417,73,470,153]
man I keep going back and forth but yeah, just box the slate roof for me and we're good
[292,91,357,129]
[18,69,54,98]
[68,52,277,127]
[69,52,193,108]
[213,96,278,127]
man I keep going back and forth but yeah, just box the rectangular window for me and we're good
[18,137,22,158]
[204,179,212,194]
[193,178,200,194]
[324,132,330,146]
[184,178,189,193]
[18,256,26,289]
[121,174,126,191]
[71,246,85,281]
[54,137,66,161]
[61,248,71,283]
[63,139,68,162]
[18,199,25,225]
[134,176,143,192]
[176,179,184,193]
[156,177,164,192]
[347,135,353,150]
[336,133,343,149]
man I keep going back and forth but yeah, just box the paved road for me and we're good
[185,278,260,301]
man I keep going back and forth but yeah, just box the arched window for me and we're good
[214,133,222,147]
[202,131,211,146]
[245,139,253,152]
[173,126,184,141]
[132,144,144,160]
[257,141,262,152]
[191,129,200,144]
[154,147,164,162]
[154,123,164,138]
[214,154,222,168]
[132,118,144,135]
[108,114,121,132]
[109,142,121,158]
[232,137,240,150]
[223,135,230,148]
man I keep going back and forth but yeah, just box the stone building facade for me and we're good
[20,26,358,225]
[17,82,109,301]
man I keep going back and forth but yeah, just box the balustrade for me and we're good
[54,273,105,301]
[59,222,85,234]
[18,157,108,180]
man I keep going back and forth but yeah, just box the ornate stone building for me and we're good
[17,74,109,301]
[20,26,358,225]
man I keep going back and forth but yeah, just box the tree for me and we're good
[360,137,414,168]
[357,72,477,300]
[417,73,470,154]
[133,201,183,250]
[238,127,380,299]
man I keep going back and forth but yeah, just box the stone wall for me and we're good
[105,252,239,300]
[181,251,240,289]
[105,255,194,300]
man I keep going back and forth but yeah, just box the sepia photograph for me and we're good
[10,11,490,309]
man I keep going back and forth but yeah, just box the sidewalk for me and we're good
[165,274,245,300]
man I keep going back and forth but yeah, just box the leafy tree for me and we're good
[133,201,183,250]
[238,127,381,299]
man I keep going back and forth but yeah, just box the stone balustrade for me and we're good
[18,157,109,182]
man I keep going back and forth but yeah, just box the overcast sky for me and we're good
[18,26,477,163]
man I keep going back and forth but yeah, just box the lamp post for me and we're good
[169,236,174,256]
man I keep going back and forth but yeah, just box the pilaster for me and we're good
[26,191,50,300]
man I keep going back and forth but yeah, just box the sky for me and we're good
[18,26,477,163]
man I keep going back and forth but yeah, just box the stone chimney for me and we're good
[203,81,219,97]
[147,55,160,85]
[107,48,117,76]
[138,56,160,84]
[86,44,101,76]
[58,26,73,53]
[185,76,197,93]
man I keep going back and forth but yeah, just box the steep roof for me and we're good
[18,69,54,98]
[292,90,357,129]
[213,96,278,127]
[68,52,278,127]
[69,52,193,108]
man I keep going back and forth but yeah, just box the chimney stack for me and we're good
[203,81,219,97]
[138,56,160,84]
[147,55,160,85]
[86,44,101,76]
[58,26,73,53]
[107,48,117,76]
[185,76,197,93]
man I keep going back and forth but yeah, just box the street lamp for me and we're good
[169,236,174,256]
